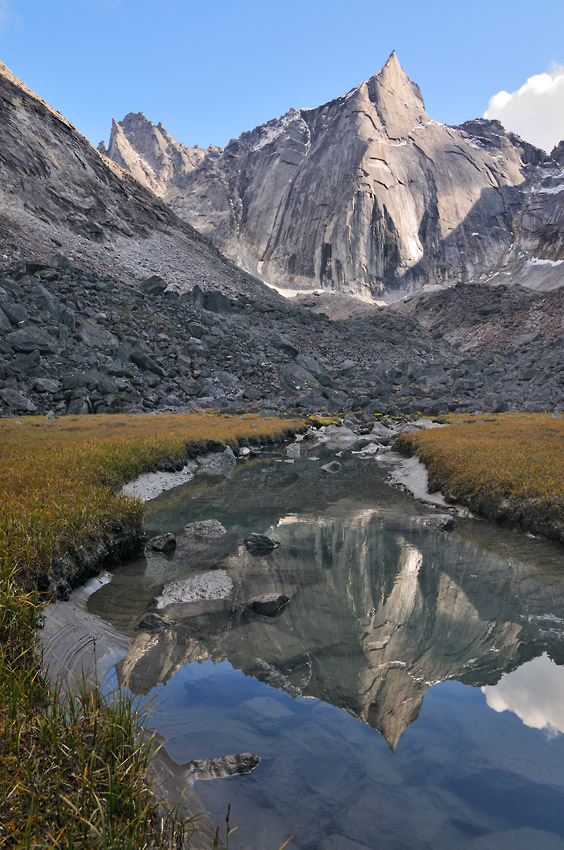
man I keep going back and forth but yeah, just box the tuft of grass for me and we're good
[0,411,302,848]
[394,412,564,542]
[305,414,341,428]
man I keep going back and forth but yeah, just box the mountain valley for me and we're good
[0,55,563,418]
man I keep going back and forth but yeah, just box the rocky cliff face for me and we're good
[103,53,563,297]
[0,60,271,301]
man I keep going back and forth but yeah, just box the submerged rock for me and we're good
[196,447,237,477]
[156,569,233,608]
[183,519,227,540]
[414,514,455,532]
[318,425,359,450]
[186,753,260,781]
[148,532,176,553]
[244,533,280,556]
[137,613,176,632]
[321,461,342,474]
[246,593,290,616]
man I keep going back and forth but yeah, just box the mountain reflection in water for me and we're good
[88,449,564,849]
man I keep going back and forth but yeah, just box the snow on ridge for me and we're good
[531,186,564,196]
[526,257,564,267]
[249,111,298,152]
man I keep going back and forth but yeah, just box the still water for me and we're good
[88,446,564,849]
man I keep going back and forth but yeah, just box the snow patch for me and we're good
[526,257,564,267]
[249,110,304,153]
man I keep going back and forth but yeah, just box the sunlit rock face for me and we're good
[104,53,545,297]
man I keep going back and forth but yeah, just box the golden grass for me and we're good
[0,411,302,849]
[395,413,564,541]
[0,412,301,590]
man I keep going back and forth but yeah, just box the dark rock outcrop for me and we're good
[148,533,177,554]
[244,533,281,556]
[246,593,290,616]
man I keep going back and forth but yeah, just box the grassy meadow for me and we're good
[0,411,302,849]
[395,413,564,542]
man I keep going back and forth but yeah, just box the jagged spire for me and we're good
[371,50,425,107]
[354,50,427,138]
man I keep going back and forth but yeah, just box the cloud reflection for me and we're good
[482,653,564,734]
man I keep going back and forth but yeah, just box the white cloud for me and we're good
[482,653,564,735]
[484,65,564,154]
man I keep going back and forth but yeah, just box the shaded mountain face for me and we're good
[0,60,274,301]
[102,52,563,297]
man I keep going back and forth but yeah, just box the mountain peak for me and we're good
[355,51,427,138]
[369,50,425,110]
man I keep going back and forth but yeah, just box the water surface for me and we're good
[89,446,564,849]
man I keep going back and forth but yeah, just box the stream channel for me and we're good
[43,436,564,850]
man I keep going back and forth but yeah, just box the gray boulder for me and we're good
[196,446,237,477]
[156,569,233,608]
[182,519,228,540]
[7,327,57,353]
[139,275,168,296]
[0,387,37,412]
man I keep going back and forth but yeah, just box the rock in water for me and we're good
[321,461,342,474]
[156,570,233,608]
[286,442,301,458]
[182,520,227,540]
[244,533,281,556]
[137,613,176,632]
[246,593,290,616]
[148,532,176,553]
[186,753,260,781]
[414,514,455,532]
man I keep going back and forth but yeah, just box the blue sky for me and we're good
[1,0,564,150]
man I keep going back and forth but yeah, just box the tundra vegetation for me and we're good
[0,411,301,849]
[395,413,564,543]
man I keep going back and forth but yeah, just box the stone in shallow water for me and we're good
[186,753,260,781]
[321,460,342,473]
[182,519,227,540]
[414,514,455,532]
[156,569,233,608]
[137,613,176,632]
[148,532,176,553]
[244,532,280,556]
[196,446,237,477]
[246,593,290,616]
[286,442,301,458]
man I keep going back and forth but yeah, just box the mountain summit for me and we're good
[102,53,561,297]
[361,50,428,138]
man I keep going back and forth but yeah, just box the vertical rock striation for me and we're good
[103,52,555,297]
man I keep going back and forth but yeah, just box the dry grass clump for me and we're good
[0,411,301,849]
[395,413,564,541]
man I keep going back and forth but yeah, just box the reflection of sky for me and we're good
[482,653,564,735]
